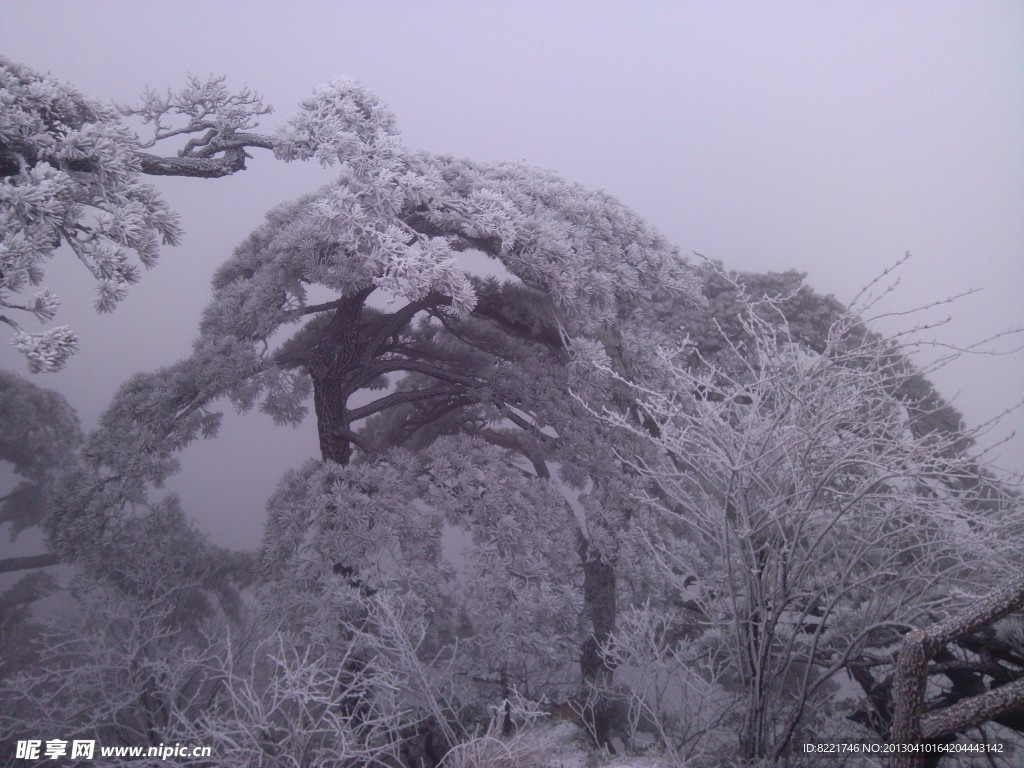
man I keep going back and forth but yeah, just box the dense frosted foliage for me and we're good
[1,59,302,372]
[86,77,701,480]
[0,59,182,370]
[261,437,582,695]
[0,371,81,538]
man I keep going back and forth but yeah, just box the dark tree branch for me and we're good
[360,294,451,361]
[956,633,1024,677]
[0,551,61,574]
[186,132,276,158]
[381,393,482,450]
[470,293,564,354]
[331,424,376,457]
[404,208,504,256]
[135,131,275,178]
[432,311,510,361]
[499,405,559,446]
[299,299,346,316]
[479,427,552,480]
[347,385,464,424]
[137,150,250,178]
[356,358,484,391]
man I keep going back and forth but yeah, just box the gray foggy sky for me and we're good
[2,1,1022,552]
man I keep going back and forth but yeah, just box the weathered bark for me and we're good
[312,367,355,466]
[890,576,1024,768]
[921,678,1024,741]
[580,537,617,751]
[303,291,484,465]
[304,290,374,465]
[892,630,928,768]
[136,133,276,178]
[137,151,247,178]
[922,575,1024,657]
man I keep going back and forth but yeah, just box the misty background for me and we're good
[1,0,1021,554]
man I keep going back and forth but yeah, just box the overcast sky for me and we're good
[2,1,1022,552]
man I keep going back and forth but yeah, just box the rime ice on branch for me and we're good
[1,60,277,371]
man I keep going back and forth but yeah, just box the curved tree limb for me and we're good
[136,132,277,178]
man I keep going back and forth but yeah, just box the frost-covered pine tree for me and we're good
[71,76,702,749]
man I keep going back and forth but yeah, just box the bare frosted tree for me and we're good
[583,264,1022,762]
[0,578,419,767]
